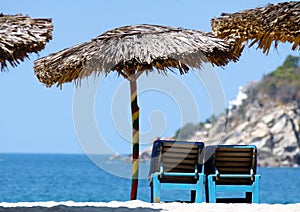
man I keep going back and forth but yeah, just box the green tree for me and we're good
[174,123,199,140]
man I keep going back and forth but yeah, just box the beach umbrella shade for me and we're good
[34,24,242,200]
[0,13,53,70]
[211,1,300,54]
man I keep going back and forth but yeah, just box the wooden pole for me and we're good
[130,79,140,200]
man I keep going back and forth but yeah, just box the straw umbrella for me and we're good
[211,1,300,54]
[0,13,53,70]
[34,24,242,200]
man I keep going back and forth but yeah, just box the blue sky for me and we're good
[0,0,298,154]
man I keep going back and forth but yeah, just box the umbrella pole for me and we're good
[130,79,140,200]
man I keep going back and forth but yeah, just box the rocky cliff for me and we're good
[123,103,300,167]
[192,101,300,167]
[187,55,300,167]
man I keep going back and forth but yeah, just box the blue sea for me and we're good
[0,154,299,204]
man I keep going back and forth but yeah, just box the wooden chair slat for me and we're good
[215,157,252,164]
[215,148,253,152]
[163,158,197,164]
[217,167,250,173]
[164,166,196,172]
[163,143,199,148]
[215,152,252,157]
[163,148,198,154]
[162,152,198,159]
[215,161,251,167]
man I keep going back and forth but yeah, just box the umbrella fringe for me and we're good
[211,1,300,54]
[0,14,53,70]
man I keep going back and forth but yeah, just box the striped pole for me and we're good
[130,79,140,200]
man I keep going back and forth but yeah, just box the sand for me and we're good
[1,201,300,212]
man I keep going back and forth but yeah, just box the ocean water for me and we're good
[0,154,299,204]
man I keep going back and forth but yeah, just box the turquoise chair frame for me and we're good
[149,140,205,203]
[206,145,261,203]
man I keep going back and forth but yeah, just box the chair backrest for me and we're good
[215,145,257,174]
[149,139,204,183]
[160,141,203,173]
[206,145,258,184]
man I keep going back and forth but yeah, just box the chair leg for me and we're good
[153,175,161,203]
[245,192,252,203]
[205,178,209,203]
[208,175,216,203]
[150,185,153,203]
[195,176,204,203]
[252,175,261,203]
[191,190,196,203]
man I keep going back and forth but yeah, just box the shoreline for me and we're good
[1,201,300,212]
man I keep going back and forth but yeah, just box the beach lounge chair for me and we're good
[148,139,205,203]
[205,145,261,203]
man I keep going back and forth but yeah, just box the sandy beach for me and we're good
[1,201,300,212]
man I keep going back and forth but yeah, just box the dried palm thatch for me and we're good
[34,24,242,87]
[211,1,300,54]
[0,13,53,70]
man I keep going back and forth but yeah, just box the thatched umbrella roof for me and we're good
[211,1,300,54]
[0,13,53,70]
[34,24,242,87]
